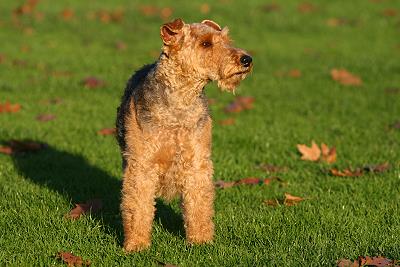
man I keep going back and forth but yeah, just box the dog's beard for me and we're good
[217,72,249,93]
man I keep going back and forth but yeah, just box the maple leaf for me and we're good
[0,140,46,155]
[67,199,103,220]
[56,251,91,267]
[36,114,56,122]
[297,141,321,161]
[0,102,21,113]
[284,193,305,206]
[331,69,362,86]
[320,143,337,164]
[97,128,116,136]
[82,76,105,89]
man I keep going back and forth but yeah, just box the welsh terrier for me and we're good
[116,18,253,252]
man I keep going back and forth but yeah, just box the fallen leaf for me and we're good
[298,2,317,14]
[157,260,178,267]
[288,69,301,78]
[330,168,363,177]
[36,114,56,122]
[331,69,362,86]
[139,5,158,16]
[390,121,400,129]
[297,141,321,161]
[200,3,210,14]
[385,87,400,94]
[320,143,337,164]
[0,102,21,113]
[364,162,390,173]
[67,199,103,220]
[0,140,46,155]
[115,40,127,51]
[382,8,397,17]
[60,8,74,20]
[82,76,105,89]
[40,98,63,105]
[160,7,173,20]
[219,118,235,126]
[215,176,283,189]
[56,251,91,267]
[224,96,255,113]
[337,256,400,267]
[284,193,305,206]
[13,0,39,16]
[97,128,116,136]
[264,199,280,207]
[262,3,280,13]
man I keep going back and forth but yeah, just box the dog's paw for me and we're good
[123,240,151,253]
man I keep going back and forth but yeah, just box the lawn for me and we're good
[0,0,399,266]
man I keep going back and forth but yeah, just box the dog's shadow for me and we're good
[10,143,184,242]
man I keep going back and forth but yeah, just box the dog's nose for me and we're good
[240,55,252,68]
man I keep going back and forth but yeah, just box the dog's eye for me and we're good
[201,41,212,48]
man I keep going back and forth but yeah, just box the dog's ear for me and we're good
[201,20,222,31]
[160,18,185,45]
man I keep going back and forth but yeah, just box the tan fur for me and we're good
[119,18,252,252]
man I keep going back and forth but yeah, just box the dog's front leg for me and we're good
[121,162,157,252]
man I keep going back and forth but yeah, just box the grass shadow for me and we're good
[10,143,184,242]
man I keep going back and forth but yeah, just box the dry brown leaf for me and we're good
[56,251,91,267]
[297,141,321,161]
[60,8,74,20]
[298,2,317,14]
[0,102,21,113]
[224,96,255,113]
[330,168,363,177]
[0,140,46,155]
[139,5,158,16]
[215,177,283,189]
[67,199,103,220]
[288,69,302,78]
[36,114,56,122]
[160,7,173,20]
[320,143,337,164]
[331,69,362,86]
[364,162,390,173]
[262,4,280,13]
[337,256,400,267]
[382,9,397,17]
[97,128,116,136]
[200,3,210,14]
[264,199,280,207]
[82,76,105,89]
[219,118,235,126]
[284,193,305,206]
[115,40,127,51]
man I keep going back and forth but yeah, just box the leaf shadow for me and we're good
[9,143,185,244]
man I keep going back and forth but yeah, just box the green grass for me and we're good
[1,0,400,266]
